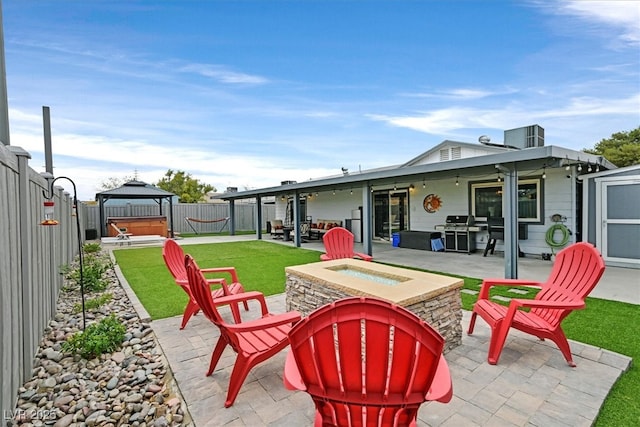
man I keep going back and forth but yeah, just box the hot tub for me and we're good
[285,259,464,352]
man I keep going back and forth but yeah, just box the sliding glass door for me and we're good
[373,190,408,240]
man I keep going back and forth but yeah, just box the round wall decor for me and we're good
[423,194,442,213]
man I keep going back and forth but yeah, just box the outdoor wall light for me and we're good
[41,176,86,330]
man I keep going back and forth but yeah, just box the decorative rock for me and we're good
[124,393,144,403]
[106,376,119,390]
[111,352,125,364]
[10,250,190,426]
[53,395,74,407]
[53,413,74,427]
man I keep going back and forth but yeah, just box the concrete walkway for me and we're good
[115,236,636,426]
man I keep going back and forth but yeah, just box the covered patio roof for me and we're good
[217,145,614,201]
[216,145,615,280]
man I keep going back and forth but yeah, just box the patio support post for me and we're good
[228,200,236,235]
[497,163,519,278]
[361,181,373,256]
[292,190,301,247]
[255,195,262,240]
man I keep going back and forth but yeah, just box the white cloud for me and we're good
[368,92,640,139]
[400,88,515,100]
[179,63,269,84]
[538,0,640,46]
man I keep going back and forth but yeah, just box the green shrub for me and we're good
[73,293,113,313]
[83,242,102,254]
[62,253,112,293]
[62,314,126,359]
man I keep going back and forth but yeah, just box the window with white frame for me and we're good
[470,178,543,223]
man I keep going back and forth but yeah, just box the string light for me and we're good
[587,162,592,173]
[542,166,546,179]
[455,175,459,186]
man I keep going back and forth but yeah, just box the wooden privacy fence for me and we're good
[0,145,82,418]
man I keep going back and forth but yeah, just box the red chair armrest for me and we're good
[354,252,373,261]
[227,311,301,333]
[425,355,453,403]
[200,267,239,283]
[478,278,543,299]
[283,350,306,391]
[510,299,586,310]
[214,291,270,316]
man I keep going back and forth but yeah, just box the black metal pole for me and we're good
[44,176,85,330]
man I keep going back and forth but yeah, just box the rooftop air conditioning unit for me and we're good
[504,125,544,149]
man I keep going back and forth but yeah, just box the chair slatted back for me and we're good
[163,239,188,284]
[185,255,226,327]
[288,297,445,427]
[532,242,605,327]
[322,227,356,260]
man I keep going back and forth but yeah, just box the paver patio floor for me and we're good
[150,294,630,427]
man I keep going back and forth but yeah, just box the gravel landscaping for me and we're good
[8,251,191,427]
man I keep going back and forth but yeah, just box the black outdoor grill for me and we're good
[441,215,477,253]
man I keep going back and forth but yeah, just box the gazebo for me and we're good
[95,180,177,238]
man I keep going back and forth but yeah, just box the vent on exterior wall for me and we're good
[439,149,449,161]
[504,125,544,149]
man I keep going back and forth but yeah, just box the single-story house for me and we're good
[217,125,632,278]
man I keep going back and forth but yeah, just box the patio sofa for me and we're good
[309,219,343,240]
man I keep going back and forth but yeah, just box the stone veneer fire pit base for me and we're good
[285,259,463,353]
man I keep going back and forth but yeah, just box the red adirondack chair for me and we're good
[320,226,373,261]
[284,297,452,427]
[468,242,605,367]
[186,254,302,407]
[162,239,248,328]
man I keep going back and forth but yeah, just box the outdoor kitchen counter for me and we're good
[285,259,464,352]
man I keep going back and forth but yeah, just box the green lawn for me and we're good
[113,240,321,319]
[114,240,637,426]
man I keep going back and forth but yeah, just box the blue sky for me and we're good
[3,0,639,200]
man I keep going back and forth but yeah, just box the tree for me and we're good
[155,170,215,203]
[584,126,640,167]
[98,174,137,190]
